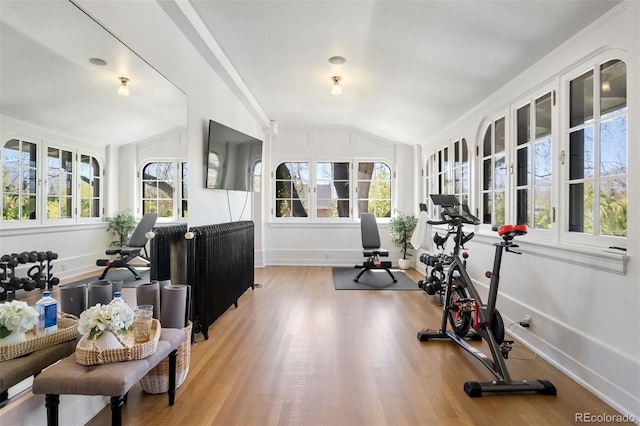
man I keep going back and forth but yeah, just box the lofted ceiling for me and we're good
[181,0,621,145]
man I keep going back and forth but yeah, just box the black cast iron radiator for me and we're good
[187,221,254,339]
[150,223,188,284]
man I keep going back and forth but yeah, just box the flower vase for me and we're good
[92,331,125,350]
[0,331,26,345]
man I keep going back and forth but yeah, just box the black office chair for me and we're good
[96,212,158,280]
[354,213,397,283]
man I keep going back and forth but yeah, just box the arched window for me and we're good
[357,161,392,218]
[79,154,101,218]
[481,118,506,224]
[2,138,37,221]
[275,161,310,218]
[142,161,174,218]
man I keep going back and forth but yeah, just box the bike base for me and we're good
[464,379,557,397]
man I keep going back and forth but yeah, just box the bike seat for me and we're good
[496,224,528,237]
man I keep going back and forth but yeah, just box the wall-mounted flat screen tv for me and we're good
[206,120,263,192]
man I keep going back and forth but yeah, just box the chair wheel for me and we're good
[353,278,359,282]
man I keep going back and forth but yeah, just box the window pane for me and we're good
[483,159,491,190]
[600,115,627,176]
[144,182,158,198]
[3,194,19,220]
[47,197,60,219]
[61,196,72,218]
[454,140,460,166]
[535,139,552,185]
[358,162,391,218]
[600,60,626,116]
[534,186,552,230]
[517,104,530,146]
[144,200,157,214]
[516,188,528,225]
[599,178,626,237]
[142,162,175,218]
[23,195,36,220]
[461,165,469,194]
[316,161,350,218]
[483,192,492,224]
[569,181,593,233]
[535,92,552,139]
[461,138,468,162]
[483,126,492,157]
[454,167,461,193]
[495,191,505,224]
[569,127,594,180]
[570,69,594,127]
[495,118,505,153]
[495,154,506,190]
[517,147,529,186]
[158,200,173,218]
[275,162,309,218]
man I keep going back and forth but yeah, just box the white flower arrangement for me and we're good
[77,300,134,340]
[0,300,39,339]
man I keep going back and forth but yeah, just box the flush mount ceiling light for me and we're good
[89,57,107,66]
[331,75,342,95]
[118,77,130,96]
[328,56,346,65]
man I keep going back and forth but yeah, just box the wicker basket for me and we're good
[0,313,79,361]
[75,319,161,365]
[140,321,192,394]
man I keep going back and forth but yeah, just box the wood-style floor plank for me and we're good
[85,266,621,425]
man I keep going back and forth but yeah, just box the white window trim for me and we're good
[509,82,558,242]
[139,159,188,222]
[1,136,104,229]
[558,52,628,248]
[272,158,394,223]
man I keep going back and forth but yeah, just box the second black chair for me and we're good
[354,213,397,283]
[96,212,158,280]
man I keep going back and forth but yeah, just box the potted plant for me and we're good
[0,300,38,344]
[77,299,134,349]
[104,210,137,247]
[389,213,418,269]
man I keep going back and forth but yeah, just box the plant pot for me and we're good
[0,331,26,345]
[91,330,126,350]
[398,258,411,270]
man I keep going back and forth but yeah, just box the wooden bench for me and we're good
[32,328,184,426]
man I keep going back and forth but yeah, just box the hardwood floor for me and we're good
[86,266,620,425]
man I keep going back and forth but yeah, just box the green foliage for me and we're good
[104,211,137,247]
[389,214,418,259]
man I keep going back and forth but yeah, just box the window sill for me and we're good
[268,221,365,229]
[0,221,106,237]
[469,229,629,275]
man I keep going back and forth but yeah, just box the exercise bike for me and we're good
[417,194,556,397]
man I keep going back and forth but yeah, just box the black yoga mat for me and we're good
[332,267,419,290]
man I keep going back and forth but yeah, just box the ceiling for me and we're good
[0,0,186,147]
[181,0,621,145]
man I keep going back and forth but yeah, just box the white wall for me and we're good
[418,1,639,419]
[265,126,417,266]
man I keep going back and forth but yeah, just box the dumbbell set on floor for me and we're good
[0,251,60,301]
